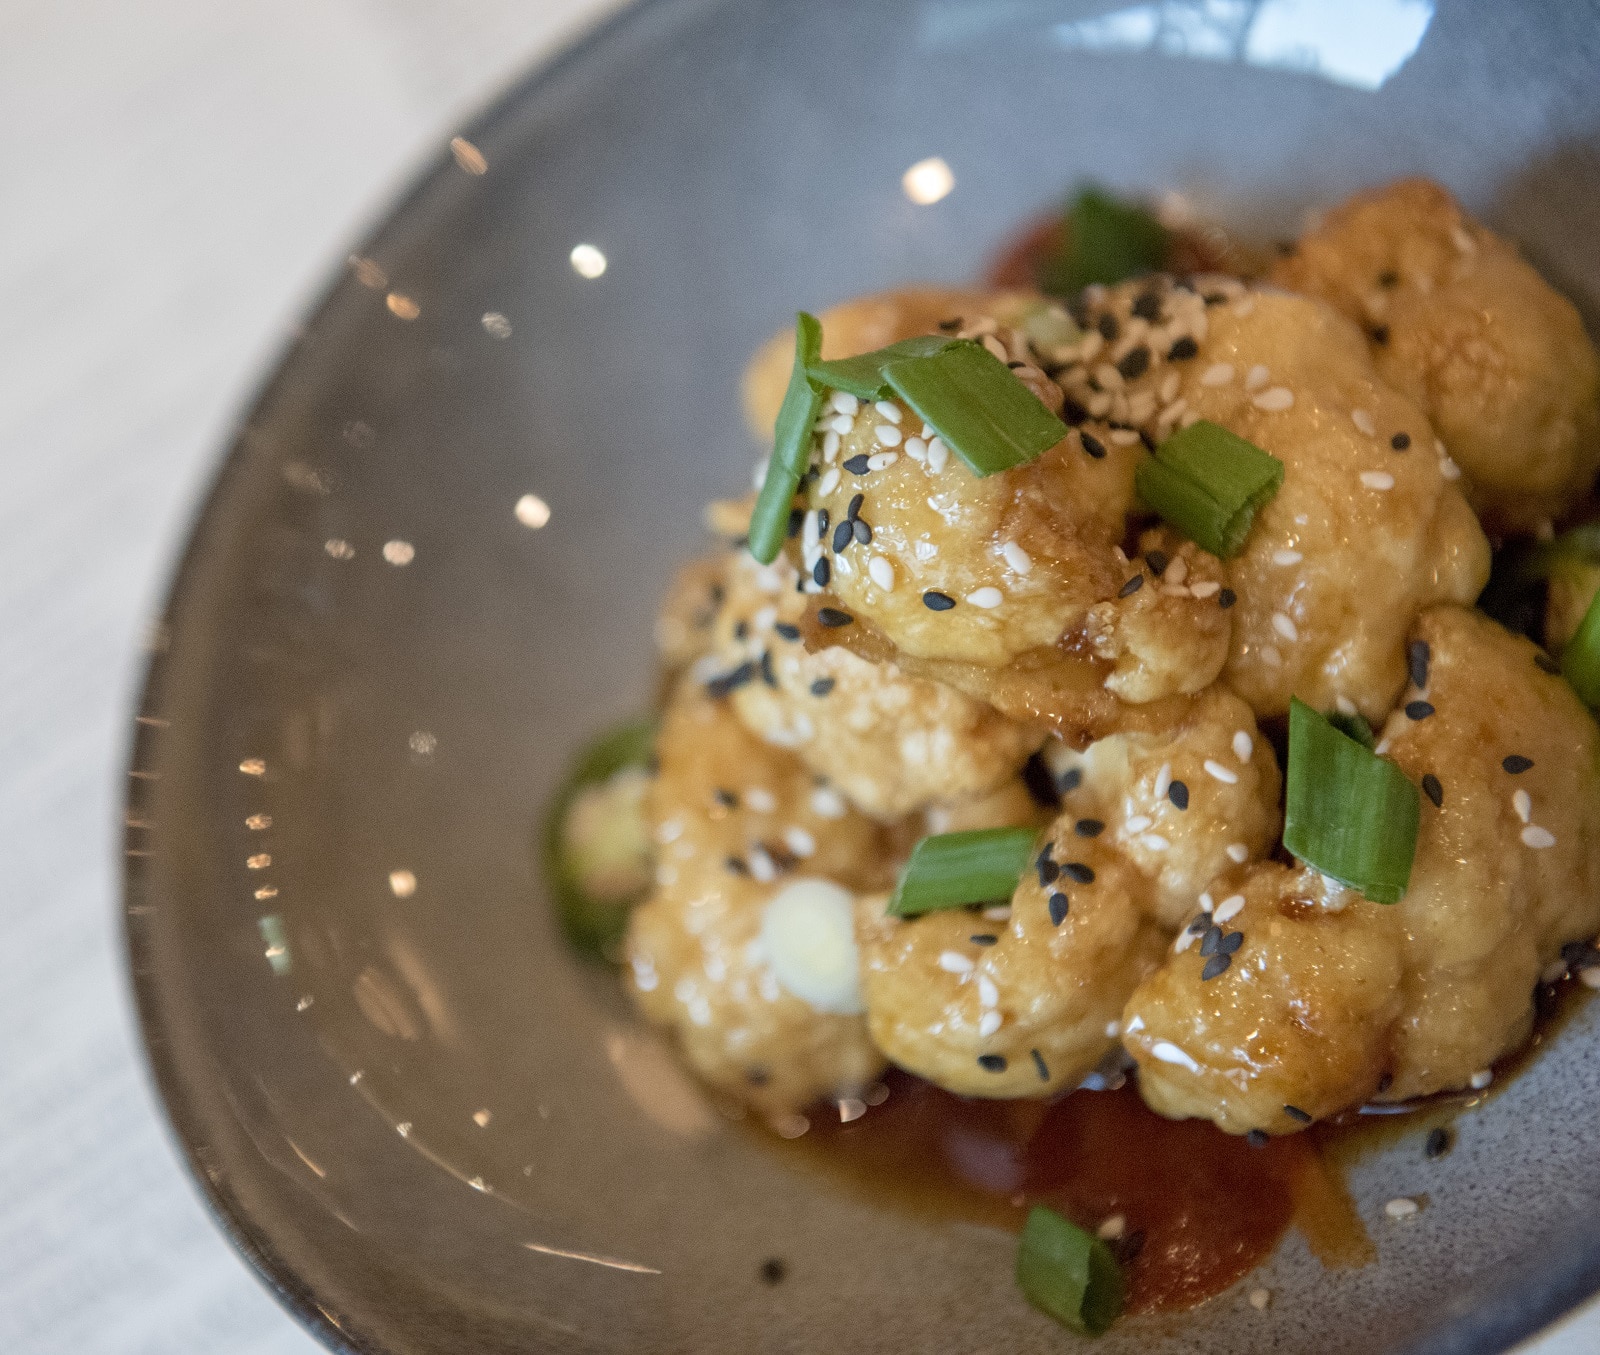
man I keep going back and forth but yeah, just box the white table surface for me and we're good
[0,2,1593,1351]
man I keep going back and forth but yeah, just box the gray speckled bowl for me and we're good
[125,2,1600,1351]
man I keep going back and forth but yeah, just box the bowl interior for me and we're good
[127,2,1600,1352]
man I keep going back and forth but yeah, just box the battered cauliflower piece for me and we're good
[708,548,1042,818]
[1374,605,1600,1099]
[1123,605,1600,1133]
[624,685,895,1115]
[1273,178,1600,532]
[1044,685,1282,930]
[1056,276,1489,721]
[1122,863,1405,1136]
[858,825,1167,1098]
[655,554,726,674]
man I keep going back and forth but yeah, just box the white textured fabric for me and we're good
[0,1,1590,1351]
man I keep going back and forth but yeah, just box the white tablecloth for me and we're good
[0,2,1591,1350]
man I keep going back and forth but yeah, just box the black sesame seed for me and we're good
[938,316,962,333]
[760,650,777,687]
[853,517,872,546]
[787,507,804,538]
[1063,862,1095,885]
[813,557,830,587]
[1080,431,1107,460]
[1405,700,1435,721]
[1408,639,1430,690]
[760,1257,787,1285]
[1168,780,1190,810]
[1391,431,1411,451]
[1199,925,1223,956]
[714,788,738,807]
[1536,652,1562,674]
[977,1054,1008,1073]
[1187,913,1212,935]
[1203,291,1227,306]
[1022,751,1063,809]
[1425,1127,1452,1160]
[774,622,800,642]
[733,619,749,640]
[843,454,871,475]
[810,677,835,697]
[1146,550,1170,577]
[1370,324,1390,346]
[817,607,853,628]
[1167,335,1199,362]
[1247,1129,1269,1148]
[970,934,999,946]
[1421,773,1443,808]
[1378,1073,1393,1093]
[1503,755,1534,774]
[1048,892,1069,925]
[1037,857,1061,887]
[1201,952,1231,981]
[706,661,756,697]
[725,856,749,875]
[1378,269,1399,289]
[1031,1048,1051,1082]
[1114,1230,1146,1265]
[1119,575,1144,598]
[1284,1104,1312,1124]
[832,520,854,552]
[846,493,864,522]
[817,509,830,534]
[1131,290,1162,322]
[1059,767,1083,793]
[1007,360,1026,370]
[1219,930,1244,955]
[1062,396,1089,427]
[922,590,956,611]
[1218,588,1237,609]
[1117,345,1151,381]
[746,1067,769,1086]
[1075,818,1105,837]
[1097,314,1120,342]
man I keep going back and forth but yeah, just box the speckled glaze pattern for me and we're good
[124,1,1600,1351]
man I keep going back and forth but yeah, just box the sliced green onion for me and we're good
[1018,300,1082,353]
[1135,419,1284,559]
[1561,586,1600,707]
[1479,522,1600,643]
[543,717,657,959]
[1042,186,1168,295]
[807,335,958,400]
[1283,698,1419,905]
[749,312,824,564]
[1327,708,1375,749]
[883,342,1069,477]
[888,827,1038,917]
[1015,1205,1125,1337]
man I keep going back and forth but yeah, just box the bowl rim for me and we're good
[119,1,1600,1350]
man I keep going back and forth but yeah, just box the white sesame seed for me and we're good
[1142,834,1171,851]
[1153,762,1173,800]
[1166,556,1188,584]
[811,787,846,818]
[1260,644,1283,667]
[1205,759,1239,784]
[1385,1197,1420,1220]
[1335,694,1358,716]
[1234,297,1256,317]
[818,467,841,496]
[1272,612,1299,642]
[1175,928,1197,953]
[1226,843,1250,864]
[1232,730,1254,762]
[866,451,899,470]
[1352,408,1377,436]
[802,511,820,551]
[938,951,974,974]
[1245,364,1270,392]
[1002,541,1033,575]
[874,400,902,423]
[1097,1214,1127,1240]
[1109,428,1141,446]
[748,848,777,883]
[1439,454,1462,481]
[1582,967,1600,989]
[904,436,927,460]
[875,424,903,448]
[1272,548,1303,566]
[1374,736,1392,755]
[1451,224,1477,254]
[978,975,999,1008]
[1125,1014,1145,1033]
[1159,371,1181,403]
[1125,815,1154,834]
[1249,1288,1272,1311]
[830,390,859,415]
[1523,825,1557,849]
[1253,387,1295,412]
[783,826,816,857]
[868,556,896,591]
[829,413,855,435]
[746,787,776,812]
[1513,789,1532,823]
[921,422,935,439]
[983,904,1012,922]
[1213,894,1245,923]
[978,1010,1002,1037]
[1360,470,1395,490]
[1199,892,1215,913]
[823,430,841,461]
[1095,362,1123,391]
[1469,1068,1493,1090]
[1151,1041,1202,1073]
[1200,362,1235,386]
[1189,580,1221,598]
[966,587,1003,609]
[1105,1020,1121,1037]
[927,438,950,473]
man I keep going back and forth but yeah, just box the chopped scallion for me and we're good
[749,312,824,564]
[807,335,958,400]
[1135,419,1284,559]
[1283,698,1419,905]
[1560,586,1600,707]
[1326,709,1375,749]
[1015,1206,1125,1336]
[1042,187,1168,295]
[888,827,1038,917]
[884,341,1068,477]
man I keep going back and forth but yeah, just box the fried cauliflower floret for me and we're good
[1058,277,1489,722]
[1374,605,1600,1099]
[655,554,727,674]
[624,686,895,1115]
[1044,685,1282,930]
[858,825,1167,1098]
[1122,864,1405,1136]
[707,549,1041,817]
[1273,178,1600,532]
